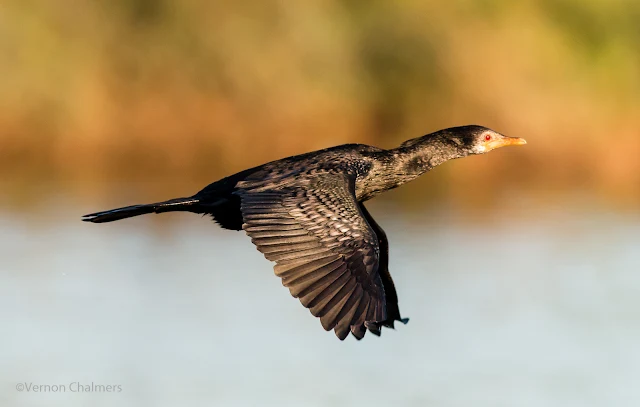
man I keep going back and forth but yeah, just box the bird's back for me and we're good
[192,143,381,229]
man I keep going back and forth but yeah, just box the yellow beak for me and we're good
[484,137,527,151]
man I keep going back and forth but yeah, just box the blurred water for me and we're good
[1,203,639,407]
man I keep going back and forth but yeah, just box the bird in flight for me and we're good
[83,125,526,340]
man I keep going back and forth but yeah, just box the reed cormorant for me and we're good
[83,125,526,340]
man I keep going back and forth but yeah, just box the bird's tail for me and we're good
[82,197,200,223]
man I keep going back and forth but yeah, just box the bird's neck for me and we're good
[356,139,464,201]
[393,138,466,174]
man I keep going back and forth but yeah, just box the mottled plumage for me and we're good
[83,125,526,340]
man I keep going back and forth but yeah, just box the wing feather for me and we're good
[237,173,403,340]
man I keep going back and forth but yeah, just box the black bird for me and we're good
[83,125,526,340]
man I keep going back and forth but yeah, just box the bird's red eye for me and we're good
[484,134,492,141]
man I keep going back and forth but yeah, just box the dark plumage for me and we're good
[83,125,526,340]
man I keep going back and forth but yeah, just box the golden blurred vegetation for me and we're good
[1,0,639,209]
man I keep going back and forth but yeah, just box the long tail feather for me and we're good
[82,197,199,223]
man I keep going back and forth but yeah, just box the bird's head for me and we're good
[439,125,527,155]
[396,125,527,175]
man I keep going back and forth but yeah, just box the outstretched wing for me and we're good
[236,173,388,340]
[352,203,409,339]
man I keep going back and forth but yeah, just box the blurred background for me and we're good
[1,1,639,406]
